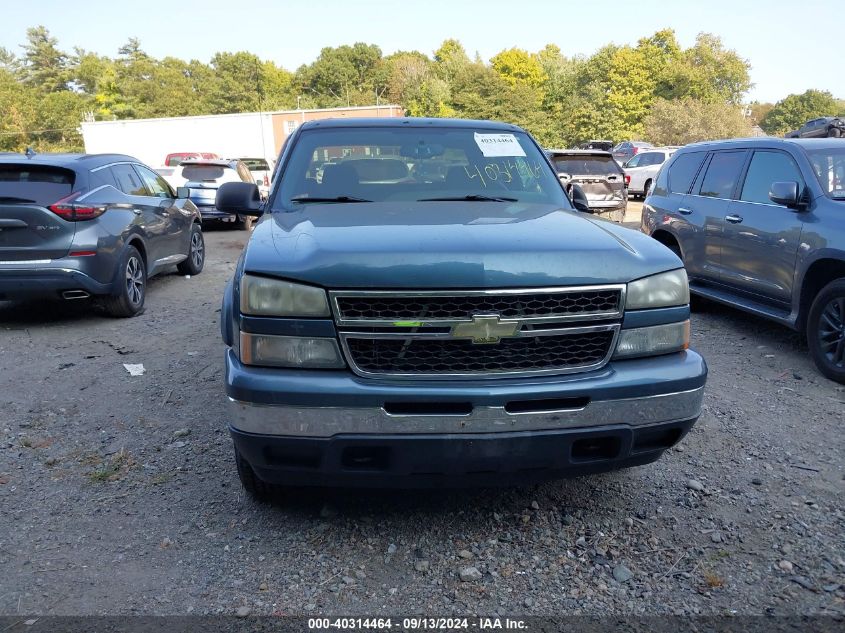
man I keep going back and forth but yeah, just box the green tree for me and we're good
[760,89,839,136]
[297,43,383,107]
[433,39,470,83]
[490,48,546,88]
[20,26,69,92]
[661,33,751,104]
[644,98,752,145]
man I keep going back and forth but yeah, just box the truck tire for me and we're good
[235,215,253,231]
[806,278,845,384]
[177,224,205,275]
[828,127,842,138]
[101,245,146,318]
[235,448,279,502]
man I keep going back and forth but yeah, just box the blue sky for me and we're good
[2,0,839,103]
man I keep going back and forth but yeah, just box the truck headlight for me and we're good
[626,269,689,309]
[613,321,690,359]
[240,275,330,317]
[240,333,344,368]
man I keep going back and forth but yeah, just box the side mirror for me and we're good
[769,181,801,209]
[570,184,591,213]
[176,186,191,199]
[216,182,263,216]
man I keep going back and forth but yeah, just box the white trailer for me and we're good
[80,111,277,168]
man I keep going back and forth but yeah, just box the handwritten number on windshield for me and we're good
[463,161,544,188]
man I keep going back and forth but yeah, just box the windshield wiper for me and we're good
[289,195,372,204]
[417,194,518,203]
[0,196,36,203]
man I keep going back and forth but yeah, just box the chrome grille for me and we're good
[331,286,624,325]
[330,286,625,379]
[345,329,616,376]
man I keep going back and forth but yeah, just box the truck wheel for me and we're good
[806,278,845,384]
[235,448,279,502]
[101,245,146,318]
[235,216,253,231]
[177,224,204,275]
[828,127,841,138]
[643,180,652,198]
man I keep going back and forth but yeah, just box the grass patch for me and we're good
[87,448,134,483]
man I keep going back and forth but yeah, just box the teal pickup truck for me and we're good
[216,118,707,498]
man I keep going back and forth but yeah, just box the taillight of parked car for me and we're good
[631,147,640,156]
[48,192,107,221]
[625,175,631,186]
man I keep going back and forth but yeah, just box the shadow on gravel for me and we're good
[693,297,805,351]
[250,471,630,522]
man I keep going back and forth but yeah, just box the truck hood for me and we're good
[242,202,681,288]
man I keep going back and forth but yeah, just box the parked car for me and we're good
[577,140,614,152]
[0,152,204,317]
[612,141,653,165]
[164,152,219,167]
[178,159,256,230]
[624,147,679,198]
[215,117,706,496]
[237,157,274,198]
[641,137,845,383]
[547,149,627,222]
[785,117,844,139]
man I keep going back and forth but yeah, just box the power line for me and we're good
[0,126,80,136]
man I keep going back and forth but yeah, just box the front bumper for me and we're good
[226,349,706,487]
[196,205,237,221]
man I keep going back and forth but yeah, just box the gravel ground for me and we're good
[1,215,843,617]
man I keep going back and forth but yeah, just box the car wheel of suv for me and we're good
[807,279,845,384]
[828,127,841,138]
[235,448,279,502]
[177,224,205,275]
[643,179,652,198]
[101,245,146,318]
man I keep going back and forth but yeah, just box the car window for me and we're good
[241,159,270,171]
[90,167,119,190]
[625,155,641,168]
[553,155,621,176]
[740,151,803,205]
[134,165,173,198]
[274,126,569,210]
[698,151,746,199]
[180,165,241,183]
[110,163,148,196]
[0,165,75,205]
[667,151,706,194]
[804,147,845,200]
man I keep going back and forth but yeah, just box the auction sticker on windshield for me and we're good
[474,133,526,158]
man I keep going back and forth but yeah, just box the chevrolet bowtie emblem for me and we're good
[451,314,520,344]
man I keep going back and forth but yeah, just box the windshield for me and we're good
[552,156,621,176]
[805,148,845,200]
[0,165,75,205]
[272,127,569,210]
[180,165,239,183]
[241,159,270,171]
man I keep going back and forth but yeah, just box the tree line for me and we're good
[1,26,843,153]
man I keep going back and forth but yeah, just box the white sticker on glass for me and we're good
[474,133,526,158]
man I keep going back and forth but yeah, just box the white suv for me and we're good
[624,147,679,198]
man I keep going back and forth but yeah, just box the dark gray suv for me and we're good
[0,153,204,316]
[641,138,845,383]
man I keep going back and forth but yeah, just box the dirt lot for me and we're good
[1,212,843,617]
